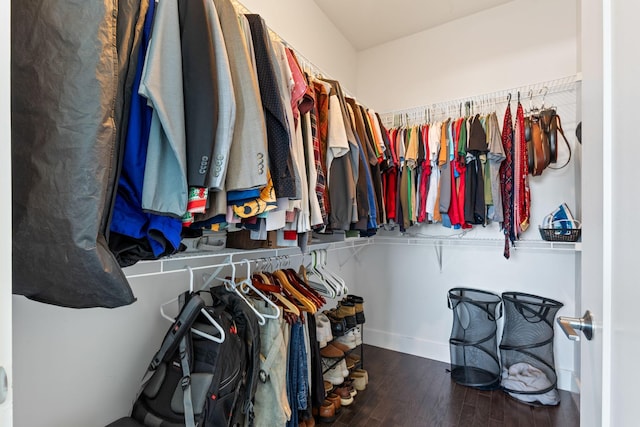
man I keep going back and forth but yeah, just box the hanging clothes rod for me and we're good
[378,74,579,128]
[229,0,356,98]
[124,238,372,278]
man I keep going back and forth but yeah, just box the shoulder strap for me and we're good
[150,294,205,370]
[547,115,572,170]
[179,337,196,427]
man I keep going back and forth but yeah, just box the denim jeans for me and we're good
[286,319,309,427]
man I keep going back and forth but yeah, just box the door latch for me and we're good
[557,310,594,341]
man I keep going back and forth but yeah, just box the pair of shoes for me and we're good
[350,371,367,391]
[334,329,357,350]
[353,368,368,385]
[299,415,317,427]
[329,340,351,353]
[346,353,360,368]
[338,379,357,397]
[312,400,336,423]
[320,343,344,359]
[315,312,333,348]
[324,310,347,337]
[344,295,366,324]
[333,300,357,329]
[332,384,354,406]
[322,359,348,385]
[326,392,342,414]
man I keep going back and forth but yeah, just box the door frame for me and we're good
[0,0,12,425]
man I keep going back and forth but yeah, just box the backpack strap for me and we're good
[547,115,572,170]
[179,337,196,427]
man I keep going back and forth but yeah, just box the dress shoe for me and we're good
[313,400,336,423]
[332,385,354,406]
[326,393,342,414]
[338,380,357,397]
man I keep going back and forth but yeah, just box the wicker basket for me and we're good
[538,220,581,242]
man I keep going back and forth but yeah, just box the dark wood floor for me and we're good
[321,345,579,427]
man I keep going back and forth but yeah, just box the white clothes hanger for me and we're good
[160,266,226,344]
[221,261,267,326]
[304,251,337,298]
[238,259,281,321]
[319,249,349,296]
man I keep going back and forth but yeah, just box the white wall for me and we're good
[351,0,581,393]
[356,0,578,111]
[239,0,358,94]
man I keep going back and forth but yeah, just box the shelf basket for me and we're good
[538,220,581,242]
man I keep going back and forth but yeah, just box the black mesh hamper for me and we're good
[448,288,502,390]
[499,292,564,405]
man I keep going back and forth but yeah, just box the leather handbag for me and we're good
[539,109,558,163]
[525,114,551,176]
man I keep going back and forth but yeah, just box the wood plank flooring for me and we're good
[321,345,579,427]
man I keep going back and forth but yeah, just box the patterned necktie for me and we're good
[499,103,514,258]
[516,101,531,235]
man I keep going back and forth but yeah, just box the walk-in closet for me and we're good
[4,1,640,426]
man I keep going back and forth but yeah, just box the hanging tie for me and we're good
[499,102,514,258]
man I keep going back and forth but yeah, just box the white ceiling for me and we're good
[314,0,514,51]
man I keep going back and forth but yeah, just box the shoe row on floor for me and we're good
[313,354,369,424]
[307,295,367,425]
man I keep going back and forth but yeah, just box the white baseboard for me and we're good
[363,328,579,393]
[363,327,450,364]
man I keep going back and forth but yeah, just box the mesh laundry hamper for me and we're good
[499,292,564,405]
[448,288,502,390]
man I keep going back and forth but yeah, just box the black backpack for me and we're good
[127,289,260,427]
